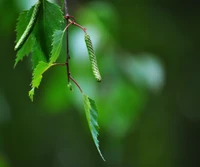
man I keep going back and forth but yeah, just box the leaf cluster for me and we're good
[14,0,104,161]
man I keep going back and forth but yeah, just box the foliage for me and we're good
[14,0,104,161]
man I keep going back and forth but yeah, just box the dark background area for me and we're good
[0,0,200,166]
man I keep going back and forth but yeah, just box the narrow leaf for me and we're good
[82,93,105,161]
[84,33,102,82]
[49,30,65,64]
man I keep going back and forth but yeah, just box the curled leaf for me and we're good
[14,0,41,51]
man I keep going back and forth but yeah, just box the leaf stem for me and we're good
[68,19,87,33]
[64,22,72,32]
[69,76,83,93]
[51,63,66,66]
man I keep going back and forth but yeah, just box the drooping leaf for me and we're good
[14,5,36,67]
[82,93,105,161]
[29,61,50,101]
[32,61,50,88]
[33,0,64,61]
[84,33,102,82]
[49,30,65,64]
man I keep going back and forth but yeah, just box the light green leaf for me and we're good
[32,61,50,88]
[82,93,105,161]
[29,61,50,100]
[29,88,35,102]
[49,30,65,64]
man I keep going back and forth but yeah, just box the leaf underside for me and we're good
[82,93,105,161]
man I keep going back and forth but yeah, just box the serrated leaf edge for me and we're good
[82,93,105,161]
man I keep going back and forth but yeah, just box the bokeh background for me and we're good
[0,0,200,166]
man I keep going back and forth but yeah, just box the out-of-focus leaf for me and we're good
[123,53,165,93]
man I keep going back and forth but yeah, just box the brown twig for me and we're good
[64,0,83,93]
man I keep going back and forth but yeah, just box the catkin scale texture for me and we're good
[84,33,102,82]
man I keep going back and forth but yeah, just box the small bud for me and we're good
[67,82,73,91]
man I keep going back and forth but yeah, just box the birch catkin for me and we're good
[84,33,102,82]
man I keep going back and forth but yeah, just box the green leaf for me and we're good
[29,61,50,101]
[14,0,64,67]
[29,88,35,102]
[14,5,36,67]
[31,45,47,68]
[84,33,102,82]
[82,93,105,161]
[49,30,65,64]
[14,0,41,52]
[33,0,64,61]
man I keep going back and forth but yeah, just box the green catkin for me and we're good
[14,0,42,51]
[84,33,102,82]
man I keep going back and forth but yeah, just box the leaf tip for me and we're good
[29,88,35,101]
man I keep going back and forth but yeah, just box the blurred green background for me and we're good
[0,0,200,166]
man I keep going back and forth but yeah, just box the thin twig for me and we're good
[70,76,83,93]
[68,19,87,32]
[64,0,70,82]
[64,0,83,93]
[64,0,69,16]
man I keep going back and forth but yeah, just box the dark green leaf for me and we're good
[33,0,64,61]
[14,0,64,67]
[82,93,105,161]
